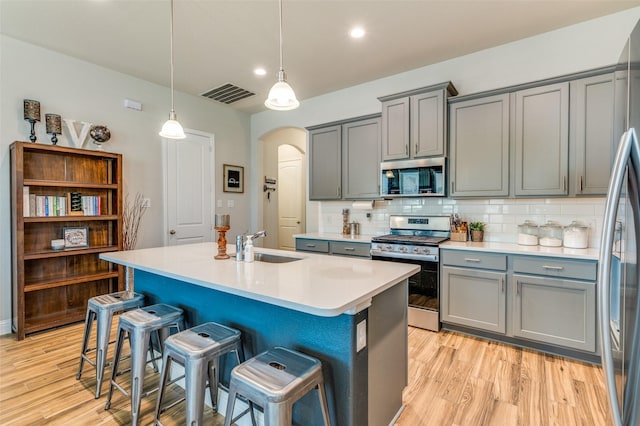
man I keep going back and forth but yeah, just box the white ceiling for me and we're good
[2,0,639,113]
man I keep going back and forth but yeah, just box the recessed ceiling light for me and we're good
[350,27,365,39]
[254,68,267,76]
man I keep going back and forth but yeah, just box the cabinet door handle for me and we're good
[464,258,481,262]
[542,265,564,271]
[563,176,567,191]
[579,176,583,193]
[337,186,341,197]
[516,279,520,296]
[415,144,418,155]
[305,244,317,248]
[451,181,455,194]
[405,145,409,156]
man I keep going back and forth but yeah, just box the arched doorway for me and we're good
[260,128,306,250]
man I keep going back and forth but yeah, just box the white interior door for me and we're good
[278,145,304,250]
[164,131,214,246]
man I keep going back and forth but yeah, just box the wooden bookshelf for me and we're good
[10,141,124,340]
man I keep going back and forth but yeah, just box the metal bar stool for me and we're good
[224,346,331,426]
[105,303,184,426]
[76,291,145,398]
[154,321,254,426]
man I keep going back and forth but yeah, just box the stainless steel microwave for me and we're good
[380,158,446,198]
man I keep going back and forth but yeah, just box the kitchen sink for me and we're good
[254,253,301,263]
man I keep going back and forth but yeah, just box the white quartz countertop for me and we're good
[441,241,599,260]
[294,233,373,243]
[100,243,417,317]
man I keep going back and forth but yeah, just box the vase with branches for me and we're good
[122,192,147,250]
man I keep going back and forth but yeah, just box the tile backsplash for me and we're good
[316,197,606,248]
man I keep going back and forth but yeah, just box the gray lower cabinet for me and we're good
[295,238,371,258]
[441,266,506,334]
[449,93,510,197]
[441,249,598,355]
[570,73,617,196]
[511,273,596,352]
[514,82,569,196]
[308,115,381,201]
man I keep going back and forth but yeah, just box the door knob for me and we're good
[296,221,301,224]
[169,230,176,235]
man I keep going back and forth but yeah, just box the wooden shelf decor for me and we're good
[10,141,124,340]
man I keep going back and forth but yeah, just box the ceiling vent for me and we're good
[201,83,255,104]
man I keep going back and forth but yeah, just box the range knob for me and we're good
[413,247,420,253]
[385,244,393,251]
[400,246,408,253]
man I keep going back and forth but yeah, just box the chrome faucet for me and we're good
[249,230,267,240]
[236,230,267,261]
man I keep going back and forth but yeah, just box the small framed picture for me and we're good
[223,164,244,193]
[63,226,89,248]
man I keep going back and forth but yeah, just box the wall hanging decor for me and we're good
[223,164,244,193]
[45,113,62,145]
[23,99,41,143]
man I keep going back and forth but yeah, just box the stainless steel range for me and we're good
[370,215,450,331]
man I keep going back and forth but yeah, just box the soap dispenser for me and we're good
[244,236,254,263]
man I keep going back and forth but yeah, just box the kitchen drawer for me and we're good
[441,250,507,271]
[330,241,371,258]
[295,238,329,254]
[512,256,596,281]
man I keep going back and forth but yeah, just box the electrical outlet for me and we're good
[142,198,151,208]
[356,320,367,352]
[227,200,234,208]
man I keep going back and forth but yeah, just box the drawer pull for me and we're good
[305,244,317,248]
[343,247,356,251]
[542,265,564,271]
[464,258,481,262]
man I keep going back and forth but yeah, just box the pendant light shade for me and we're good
[265,0,299,111]
[160,111,186,139]
[159,0,186,139]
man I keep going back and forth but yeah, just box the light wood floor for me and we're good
[0,322,611,425]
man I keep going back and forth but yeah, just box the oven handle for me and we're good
[371,249,439,262]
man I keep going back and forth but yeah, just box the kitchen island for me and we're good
[100,242,418,426]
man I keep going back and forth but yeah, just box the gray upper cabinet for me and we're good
[380,82,457,161]
[380,97,409,160]
[514,82,569,196]
[308,114,381,201]
[449,94,510,197]
[342,117,381,199]
[570,73,616,196]
[309,125,342,200]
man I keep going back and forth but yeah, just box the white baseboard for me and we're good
[0,319,12,336]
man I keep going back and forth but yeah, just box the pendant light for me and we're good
[265,0,299,111]
[159,0,186,139]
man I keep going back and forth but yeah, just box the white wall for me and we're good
[249,7,640,234]
[0,36,251,334]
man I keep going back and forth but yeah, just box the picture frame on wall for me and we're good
[223,164,244,193]
[63,226,89,248]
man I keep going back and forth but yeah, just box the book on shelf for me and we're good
[23,187,30,216]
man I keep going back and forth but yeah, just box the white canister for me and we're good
[517,220,539,246]
[563,221,589,249]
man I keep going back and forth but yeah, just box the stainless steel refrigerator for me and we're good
[598,20,640,426]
